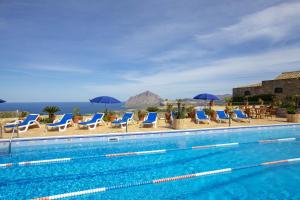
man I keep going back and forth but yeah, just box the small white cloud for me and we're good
[196,2,300,46]
[25,64,92,74]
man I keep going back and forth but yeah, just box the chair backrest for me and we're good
[216,110,227,119]
[234,110,246,118]
[20,114,39,126]
[196,110,208,119]
[122,112,133,122]
[170,111,174,121]
[59,113,73,124]
[91,113,104,122]
[146,112,157,122]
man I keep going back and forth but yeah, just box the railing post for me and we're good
[0,122,2,138]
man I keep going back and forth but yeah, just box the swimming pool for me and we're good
[1,124,300,199]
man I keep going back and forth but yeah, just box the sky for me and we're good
[0,0,300,102]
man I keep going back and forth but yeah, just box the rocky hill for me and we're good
[125,91,163,108]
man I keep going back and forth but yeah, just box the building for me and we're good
[233,71,300,99]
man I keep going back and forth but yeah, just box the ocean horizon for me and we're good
[0,102,126,114]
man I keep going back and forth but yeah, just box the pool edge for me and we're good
[1,123,300,143]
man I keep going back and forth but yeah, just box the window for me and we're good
[274,87,283,93]
[244,91,251,96]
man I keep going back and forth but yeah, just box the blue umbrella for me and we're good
[193,93,219,108]
[193,93,219,101]
[0,99,6,103]
[90,96,121,111]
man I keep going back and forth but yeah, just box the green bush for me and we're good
[232,94,275,104]
[43,106,61,120]
[39,117,53,124]
[287,106,296,114]
[0,112,19,118]
[173,99,186,119]
[146,106,159,112]
[103,110,116,122]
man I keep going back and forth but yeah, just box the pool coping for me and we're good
[0,123,299,143]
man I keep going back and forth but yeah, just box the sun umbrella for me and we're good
[193,93,219,101]
[0,99,6,103]
[89,96,121,111]
[193,93,219,108]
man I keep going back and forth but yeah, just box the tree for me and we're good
[43,106,61,121]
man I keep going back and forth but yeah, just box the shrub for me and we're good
[173,99,186,119]
[72,107,81,116]
[103,110,116,122]
[0,112,19,118]
[146,106,159,112]
[287,106,296,114]
[43,106,61,120]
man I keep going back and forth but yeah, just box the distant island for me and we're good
[125,91,163,108]
[125,91,231,108]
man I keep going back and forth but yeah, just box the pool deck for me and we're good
[0,117,296,140]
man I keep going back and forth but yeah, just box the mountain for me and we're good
[125,91,163,108]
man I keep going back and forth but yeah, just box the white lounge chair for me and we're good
[4,114,40,133]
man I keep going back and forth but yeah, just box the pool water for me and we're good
[1,125,300,199]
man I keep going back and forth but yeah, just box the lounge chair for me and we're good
[46,113,73,132]
[195,110,210,124]
[216,110,230,123]
[112,112,134,128]
[142,112,158,128]
[4,114,40,133]
[233,110,250,123]
[78,113,105,130]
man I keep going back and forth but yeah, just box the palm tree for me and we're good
[43,106,61,121]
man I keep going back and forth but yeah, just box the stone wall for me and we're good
[233,79,300,99]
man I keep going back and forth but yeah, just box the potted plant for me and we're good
[286,105,300,122]
[184,106,194,119]
[172,99,187,129]
[165,104,173,122]
[42,106,61,123]
[137,110,147,121]
[204,108,217,121]
[72,107,83,123]
[103,111,117,122]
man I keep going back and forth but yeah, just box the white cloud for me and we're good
[196,1,300,46]
[83,47,300,99]
[25,64,92,74]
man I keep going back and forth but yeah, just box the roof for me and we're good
[235,83,262,88]
[275,71,300,80]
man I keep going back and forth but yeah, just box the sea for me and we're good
[0,102,126,114]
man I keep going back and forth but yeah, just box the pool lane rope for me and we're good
[33,157,300,200]
[0,137,298,168]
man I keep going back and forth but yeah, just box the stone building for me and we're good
[233,71,300,99]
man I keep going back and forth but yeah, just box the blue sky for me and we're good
[0,0,300,102]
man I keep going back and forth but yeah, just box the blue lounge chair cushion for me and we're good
[79,113,103,125]
[47,113,73,127]
[196,111,209,120]
[217,110,229,119]
[234,110,248,119]
[143,112,157,124]
[4,114,39,128]
[112,112,133,124]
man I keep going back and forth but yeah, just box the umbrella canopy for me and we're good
[193,93,219,101]
[90,96,121,104]
[0,99,6,103]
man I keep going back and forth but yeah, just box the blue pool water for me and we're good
[0,125,300,199]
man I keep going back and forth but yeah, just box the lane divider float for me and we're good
[1,137,298,169]
[32,157,300,200]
